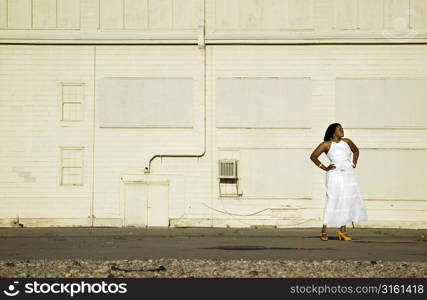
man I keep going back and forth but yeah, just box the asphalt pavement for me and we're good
[0,227,426,262]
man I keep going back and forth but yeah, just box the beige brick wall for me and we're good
[0,1,426,229]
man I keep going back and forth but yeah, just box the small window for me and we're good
[61,83,84,121]
[61,147,84,185]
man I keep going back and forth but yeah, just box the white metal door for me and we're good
[147,182,169,227]
[124,183,148,227]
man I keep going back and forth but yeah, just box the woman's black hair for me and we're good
[323,123,341,142]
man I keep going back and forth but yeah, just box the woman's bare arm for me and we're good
[310,142,329,171]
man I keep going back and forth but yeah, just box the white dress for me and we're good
[323,139,368,227]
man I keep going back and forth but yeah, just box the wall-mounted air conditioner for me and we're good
[219,159,238,179]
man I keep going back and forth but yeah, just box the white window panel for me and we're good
[61,83,84,121]
[61,148,84,186]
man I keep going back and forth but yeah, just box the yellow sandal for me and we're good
[320,232,328,241]
[338,230,352,241]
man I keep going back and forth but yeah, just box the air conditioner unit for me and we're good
[219,159,238,179]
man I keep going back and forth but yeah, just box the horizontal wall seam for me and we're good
[2,42,427,46]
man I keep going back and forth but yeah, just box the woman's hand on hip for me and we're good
[326,164,336,171]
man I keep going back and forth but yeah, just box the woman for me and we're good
[310,123,368,241]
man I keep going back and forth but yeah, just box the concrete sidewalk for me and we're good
[0,227,426,262]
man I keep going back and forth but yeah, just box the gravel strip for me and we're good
[0,259,426,278]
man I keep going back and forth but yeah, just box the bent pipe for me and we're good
[145,45,207,174]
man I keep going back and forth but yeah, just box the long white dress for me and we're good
[323,139,368,227]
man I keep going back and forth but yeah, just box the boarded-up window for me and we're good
[99,77,194,128]
[61,147,84,185]
[61,83,84,121]
[239,149,311,198]
[359,149,427,200]
[336,78,427,128]
[216,77,312,128]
